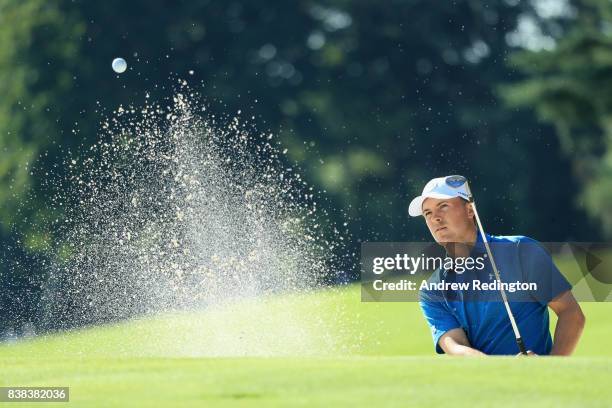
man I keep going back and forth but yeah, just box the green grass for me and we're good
[1,284,611,407]
[2,356,611,407]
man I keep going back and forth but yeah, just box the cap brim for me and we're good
[408,193,456,217]
[408,196,425,217]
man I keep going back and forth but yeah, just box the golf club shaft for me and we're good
[471,202,528,355]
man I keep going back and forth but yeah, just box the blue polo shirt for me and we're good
[419,234,572,355]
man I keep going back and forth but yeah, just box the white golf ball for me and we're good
[112,57,127,73]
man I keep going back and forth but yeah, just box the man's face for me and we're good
[422,197,475,243]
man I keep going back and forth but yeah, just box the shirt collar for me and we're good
[442,230,488,257]
[471,231,488,257]
[440,231,489,275]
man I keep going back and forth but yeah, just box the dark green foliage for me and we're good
[503,0,612,234]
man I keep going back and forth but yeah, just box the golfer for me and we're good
[410,176,585,356]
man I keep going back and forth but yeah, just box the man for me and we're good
[409,176,585,356]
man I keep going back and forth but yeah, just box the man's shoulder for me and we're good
[487,234,538,244]
[489,234,551,262]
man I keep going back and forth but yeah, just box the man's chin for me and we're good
[434,232,453,243]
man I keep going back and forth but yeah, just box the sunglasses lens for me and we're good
[445,175,467,188]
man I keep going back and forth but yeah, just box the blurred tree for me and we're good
[0,0,84,330]
[503,0,612,236]
[268,0,592,243]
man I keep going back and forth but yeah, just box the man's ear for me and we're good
[466,202,475,218]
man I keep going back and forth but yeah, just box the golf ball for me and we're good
[112,57,127,74]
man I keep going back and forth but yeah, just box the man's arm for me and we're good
[547,290,586,356]
[439,328,486,356]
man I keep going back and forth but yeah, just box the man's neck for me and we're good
[444,227,478,258]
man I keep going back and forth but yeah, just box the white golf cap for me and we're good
[408,175,472,217]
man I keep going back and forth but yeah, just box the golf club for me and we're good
[445,175,528,356]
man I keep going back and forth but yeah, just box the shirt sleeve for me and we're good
[518,238,572,306]
[419,289,461,354]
